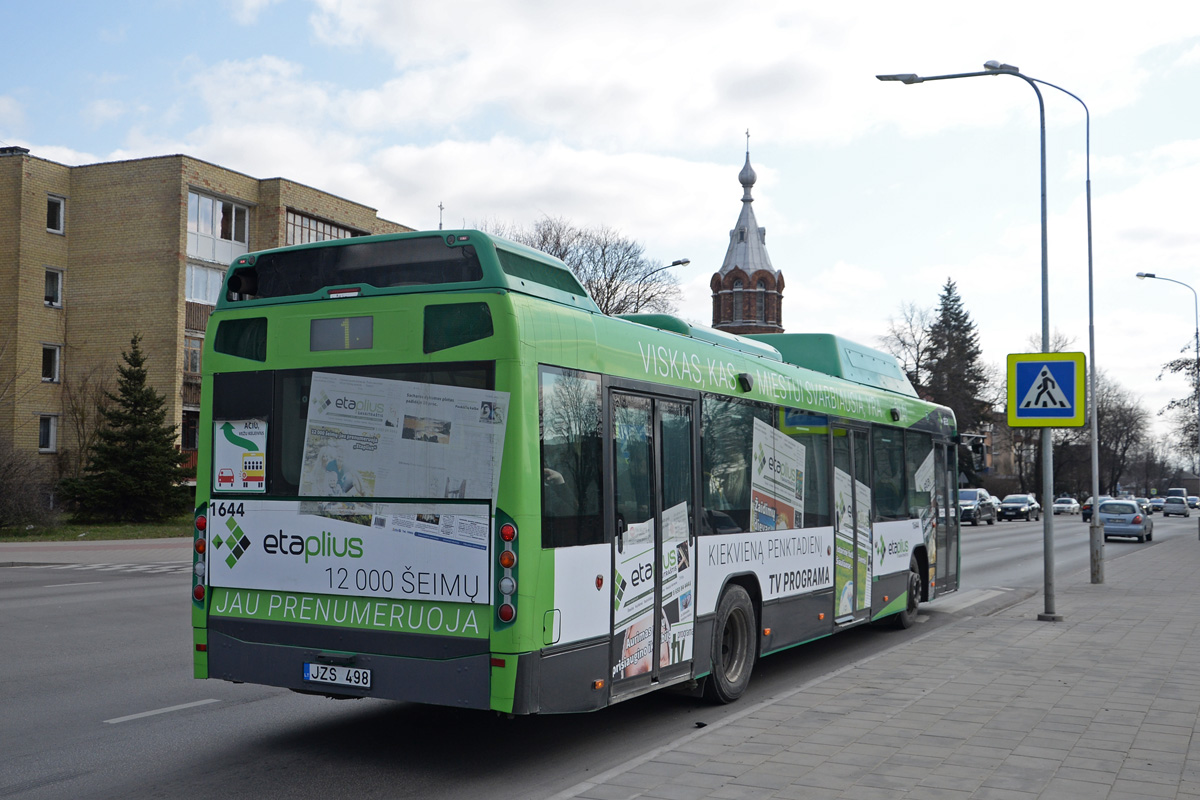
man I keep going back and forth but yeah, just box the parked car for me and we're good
[1134,497,1153,515]
[1150,496,1167,512]
[999,493,1041,521]
[1098,499,1153,542]
[1189,496,1200,508]
[1162,496,1191,518]
[1081,496,1112,523]
[959,488,997,526]
[1052,496,1080,515]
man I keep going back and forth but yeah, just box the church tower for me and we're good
[710,138,784,334]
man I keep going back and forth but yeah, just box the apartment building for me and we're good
[0,148,409,501]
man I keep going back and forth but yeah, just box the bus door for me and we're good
[608,389,697,698]
[934,442,960,594]
[831,425,872,623]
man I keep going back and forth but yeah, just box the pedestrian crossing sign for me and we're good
[1007,352,1087,428]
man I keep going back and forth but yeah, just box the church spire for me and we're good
[711,134,785,334]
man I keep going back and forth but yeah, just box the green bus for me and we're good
[190,229,960,713]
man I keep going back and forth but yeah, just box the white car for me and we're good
[1052,497,1080,515]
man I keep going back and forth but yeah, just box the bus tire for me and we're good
[704,584,756,704]
[895,558,921,629]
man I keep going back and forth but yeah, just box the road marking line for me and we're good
[44,581,103,588]
[104,699,220,724]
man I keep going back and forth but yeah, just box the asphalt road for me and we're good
[2,513,1190,800]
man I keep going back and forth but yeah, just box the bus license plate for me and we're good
[303,663,372,689]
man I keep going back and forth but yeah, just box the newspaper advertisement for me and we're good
[299,372,508,501]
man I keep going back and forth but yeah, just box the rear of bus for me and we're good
[190,231,585,712]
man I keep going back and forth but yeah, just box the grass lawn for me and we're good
[0,515,192,543]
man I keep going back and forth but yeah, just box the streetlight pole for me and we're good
[1136,272,1200,536]
[878,61,1072,619]
[997,72,1101,585]
[633,258,689,312]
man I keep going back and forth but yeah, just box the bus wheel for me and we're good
[705,584,756,704]
[895,558,921,629]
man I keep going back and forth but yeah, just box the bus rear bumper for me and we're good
[206,629,492,709]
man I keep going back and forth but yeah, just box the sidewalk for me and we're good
[557,533,1200,800]
[0,537,191,566]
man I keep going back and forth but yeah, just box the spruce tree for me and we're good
[61,334,191,521]
[925,279,990,435]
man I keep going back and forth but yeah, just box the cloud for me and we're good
[82,99,126,127]
[0,95,24,130]
[228,0,282,24]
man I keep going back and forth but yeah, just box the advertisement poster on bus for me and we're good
[750,417,806,531]
[660,502,694,668]
[855,478,872,609]
[833,468,855,615]
[298,372,509,502]
[612,503,696,679]
[207,499,491,605]
[212,419,267,493]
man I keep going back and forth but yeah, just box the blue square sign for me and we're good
[1007,352,1087,428]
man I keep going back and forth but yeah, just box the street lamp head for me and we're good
[876,73,921,84]
[670,258,690,268]
[984,60,1020,73]
[1136,272,1154,279]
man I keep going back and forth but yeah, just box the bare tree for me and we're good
[483,217,681,316]
[1023,328,1079,354]
[59,364,112,480]
[0,335,57,527]
[879,302,933,390]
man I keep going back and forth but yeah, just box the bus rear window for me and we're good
[228,236,483,300]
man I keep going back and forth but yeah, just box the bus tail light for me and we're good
[195,515,207,532]
[500,523,517,542]
[498,603,515,623]
[193,584,206,602]
[194,537,206,555]
[498,550,517,569]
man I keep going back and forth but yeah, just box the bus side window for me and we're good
[872,427,908,522]
[700,394,771,535]
[906,430,934,518]
[540,366,603,547]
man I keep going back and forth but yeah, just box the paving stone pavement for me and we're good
[555,533,1200,800]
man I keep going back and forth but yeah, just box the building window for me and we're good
[45,269,63,308]
[41,345,60,383]
[756,280,766,322]
[286,211,361,245]
[187,191,248,264]
[39,416,57,452]
[47,195,65,234]
[182,410,199,451]
[184,336,203,374]
[732,279,743,322]
[186,264,225,305]
[737,228,745,243]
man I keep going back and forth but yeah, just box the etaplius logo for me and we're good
[212,516,252,568]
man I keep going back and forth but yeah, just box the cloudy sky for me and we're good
[6,1,1200,443]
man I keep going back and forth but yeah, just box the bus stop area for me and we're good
[556,533,1200,800]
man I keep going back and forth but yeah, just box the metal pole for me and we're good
[1135,273,1199,534]
[1194,295,1199,539]
[1021,79,1061,622]
[877,63,1062,619]
[1022,75,1101,583]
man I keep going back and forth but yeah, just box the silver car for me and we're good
[1099,499,1153,542]
[1162,496,1191,518]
